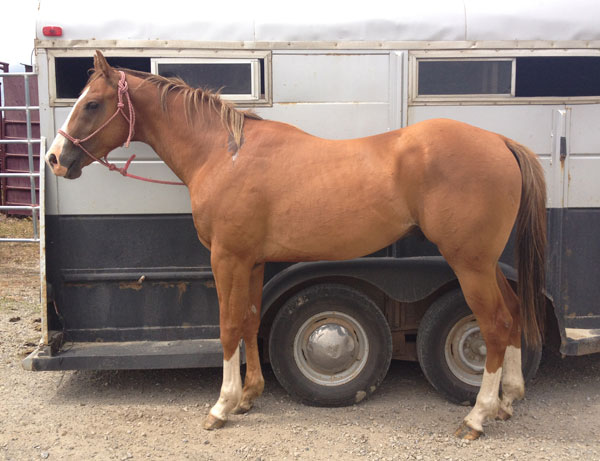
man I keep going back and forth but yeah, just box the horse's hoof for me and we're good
[232,400,253,415]
[203,414,226,430]
[454,422,483,440]
[496,407,512,421]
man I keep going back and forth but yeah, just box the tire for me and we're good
[268,284,392,407]
[416,289,543,405]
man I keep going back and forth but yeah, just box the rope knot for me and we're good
[108,164,117,171]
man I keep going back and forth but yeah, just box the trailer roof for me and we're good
[37,0,600,43]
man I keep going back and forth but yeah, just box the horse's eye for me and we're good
[86,101,99,110]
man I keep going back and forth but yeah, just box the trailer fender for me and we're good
[261,257,519,326]
[262,257,505,326]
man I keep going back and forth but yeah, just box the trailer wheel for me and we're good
[269,284,392,407]
[416,289,542,405]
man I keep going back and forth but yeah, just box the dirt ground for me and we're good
[1,216,600,461]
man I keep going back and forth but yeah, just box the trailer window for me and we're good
[152,58,265,103]
[415,56,600,101]
[418,60,513,96]
[515,57,600,97]
[54,57,151,99]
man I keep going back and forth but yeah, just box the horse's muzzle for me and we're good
[45,137,85,179]
[45,151,69,177]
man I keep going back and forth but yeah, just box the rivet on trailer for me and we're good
[20,0,600,439]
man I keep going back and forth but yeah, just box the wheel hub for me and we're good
[457,326,486,373]
[445,315,486,386]
[293,311,369,386]
[305,323,357,374]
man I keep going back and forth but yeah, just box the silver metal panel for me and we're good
[44,168,59,215]
[388,51,406,130]
[38,50,61,216]
[566,105,600,208]
[538,156,553,208]
[565,156,600,208]
[256,103,391,140]
[570,105,600,154]
[408,105,564,154]
[54,162,190,215]
[272,54,389,103]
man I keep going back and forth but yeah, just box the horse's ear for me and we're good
[93,50,112,77]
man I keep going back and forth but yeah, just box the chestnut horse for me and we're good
[46,51,546,439]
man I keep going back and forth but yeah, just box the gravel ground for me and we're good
[1,217,600,460]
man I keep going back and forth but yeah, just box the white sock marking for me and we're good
[500,345,525,414]
[464,367,502,432]
[209,347,242,421]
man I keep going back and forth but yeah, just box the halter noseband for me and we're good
[57,71,184,186]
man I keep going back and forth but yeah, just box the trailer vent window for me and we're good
[515,57,600,97]
[417,60,513,96]
[54,57,151,99]
[152,59,264,103]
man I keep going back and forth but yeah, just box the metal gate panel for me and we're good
[0,70,43,241]
[0,71,40,216]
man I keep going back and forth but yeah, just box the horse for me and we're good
[45,51,546,440]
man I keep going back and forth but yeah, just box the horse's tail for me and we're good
[505,138,547,348]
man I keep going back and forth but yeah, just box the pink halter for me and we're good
[58,71,184,186]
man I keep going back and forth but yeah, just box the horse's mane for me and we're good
[89,68,261,149]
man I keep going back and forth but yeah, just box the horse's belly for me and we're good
[263,193,413,261]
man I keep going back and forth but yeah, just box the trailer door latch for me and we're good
[560,136,567,161]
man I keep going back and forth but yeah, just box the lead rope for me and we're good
[58,71,185,186]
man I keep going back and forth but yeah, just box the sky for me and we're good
[0,1,38,71]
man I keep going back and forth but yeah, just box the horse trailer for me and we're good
[23,0,600,407]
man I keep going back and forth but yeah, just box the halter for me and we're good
[58,71,185,186]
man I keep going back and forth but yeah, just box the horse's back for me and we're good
[208,117,523,263]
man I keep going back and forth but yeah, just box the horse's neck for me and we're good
[130,83,226,185]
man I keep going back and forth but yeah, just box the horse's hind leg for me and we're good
[451,265,513,440]
[496,268,525,420]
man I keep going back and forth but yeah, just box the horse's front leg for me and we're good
[203,250,255,430]
[232,263,265,415]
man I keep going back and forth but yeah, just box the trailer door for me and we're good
[553,104,600,352]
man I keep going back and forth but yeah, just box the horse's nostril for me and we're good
[48,154,58,166]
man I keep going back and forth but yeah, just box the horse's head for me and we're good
[45,51,133,179]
